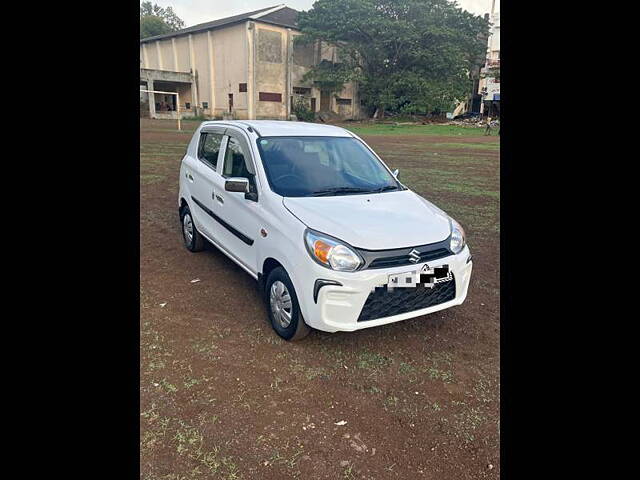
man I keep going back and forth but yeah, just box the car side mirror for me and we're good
[225,177,249,193]
[392,168,400,178]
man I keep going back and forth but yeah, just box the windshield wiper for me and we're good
[308,187,374,197]
[374,185,400,193]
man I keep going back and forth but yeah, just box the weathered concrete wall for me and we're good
[336,83,360,118]
[211,23,249,119]
[140,68,192,83]
[191,33,212,115]
[174,37,191,72]
[290,33,317,112]
[158,39,174,70]
[144,43,159,69]
[319,41,337,62]
[176,83,193,111]
[292,38,315,68]
[254,24,288,119]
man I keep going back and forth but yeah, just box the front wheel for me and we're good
[265,267,310,341]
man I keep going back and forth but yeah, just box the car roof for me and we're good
[200,120,354,138]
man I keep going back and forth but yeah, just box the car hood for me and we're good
[283,190,451,250]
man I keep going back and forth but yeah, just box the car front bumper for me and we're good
[296,245,472,333]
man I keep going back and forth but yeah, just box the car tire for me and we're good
[265,267,310,341]
[180,204,205,252]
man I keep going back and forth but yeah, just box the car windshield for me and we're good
[255,136,401,197]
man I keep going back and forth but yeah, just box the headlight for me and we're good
[304,229,363,272]
[450,218,466,254]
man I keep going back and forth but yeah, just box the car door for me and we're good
[209,128,262,274]
[189,127,225,240]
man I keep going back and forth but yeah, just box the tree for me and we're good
[140,1,185,39]
[297,0,489,117]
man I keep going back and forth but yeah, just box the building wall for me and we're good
[141,19,360,120]
[488,12,500,55]
[291,35,319,114]
[143,43,159,69]
[212,23,249,118]
[253,23,289,119]
[174,37,191,72]
[478,11,500,104]
[157,39,174,70]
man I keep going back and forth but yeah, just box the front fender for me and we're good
[255,202,311,314]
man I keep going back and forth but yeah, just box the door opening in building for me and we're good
[228,94,233,113]
[320,90,331,111]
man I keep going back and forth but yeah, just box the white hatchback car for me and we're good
[179,121,472,340]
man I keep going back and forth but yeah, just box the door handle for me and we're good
[186,172,194,182]
[215,194,224,204]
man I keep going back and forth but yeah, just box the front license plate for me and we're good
[388,271,419,288]
[387,264,451,289]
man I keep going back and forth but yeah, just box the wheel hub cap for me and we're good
[270,281,292,328]
[183,214,193,243]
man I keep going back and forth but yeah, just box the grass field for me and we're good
[341,123,497,137]
[140,118,500,479]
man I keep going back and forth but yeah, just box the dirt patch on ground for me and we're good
[140,119,500,479]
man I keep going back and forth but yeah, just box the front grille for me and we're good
[356,236,452,270]
[367,247,450,269]
[357,276,456,322]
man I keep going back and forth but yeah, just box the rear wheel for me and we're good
[265,267,310,341]
[180,204,205,252]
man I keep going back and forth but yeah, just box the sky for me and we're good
[150,0,500,28]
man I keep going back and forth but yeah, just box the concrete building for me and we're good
[140,4,361,121]
[478,5,500,117]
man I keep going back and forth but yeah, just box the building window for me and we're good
[228,94,233,113]
[293,87,312,95]
[336,98,352,105]
[202,101,209,109]
[259,92,282,102]
[185,102,191,109]
[239,83,247,92]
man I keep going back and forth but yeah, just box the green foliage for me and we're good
[140,1,185,39]
[301,58,357,95]
[140,16,172,39]
[297,0,489,117]
[291,97,316,122]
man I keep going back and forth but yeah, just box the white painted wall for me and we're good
[479,10,500,102]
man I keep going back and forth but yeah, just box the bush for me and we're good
[292,97,315,122]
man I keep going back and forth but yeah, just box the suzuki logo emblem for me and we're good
[408,249,421,263]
